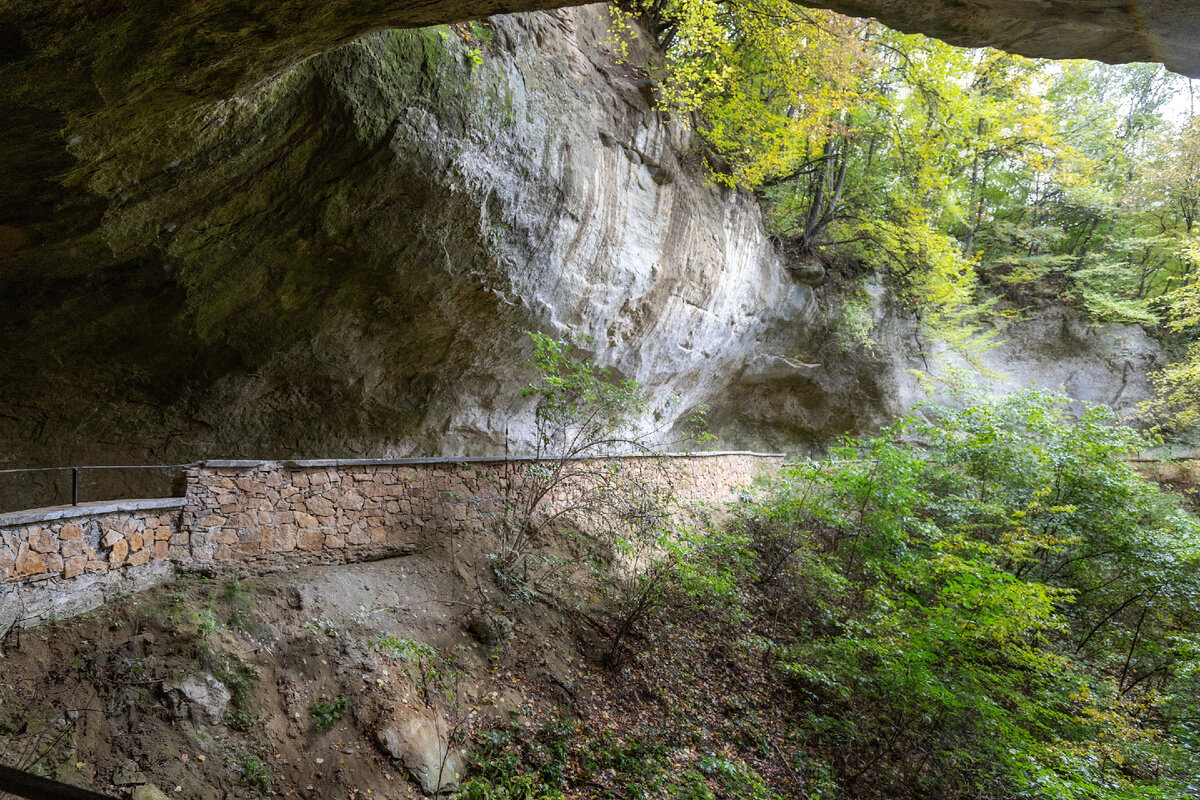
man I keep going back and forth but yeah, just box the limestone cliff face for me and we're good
[913,306,1166,417]
[1,7,818,468]
[709,280,1167,453]
[0,4,1170,507]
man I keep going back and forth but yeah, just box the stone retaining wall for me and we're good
[0,453,782,631]
[0,498,186,633]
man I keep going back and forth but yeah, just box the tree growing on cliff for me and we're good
[611,0,1197,372]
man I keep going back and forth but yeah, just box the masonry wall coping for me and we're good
[0,497,187,528]
[199,452,787,470]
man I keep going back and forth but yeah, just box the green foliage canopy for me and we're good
[612,1,1200,413]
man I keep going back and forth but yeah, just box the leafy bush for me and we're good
[461,719,681,799]
[486,333,663,585]
[487,333,715,662]
[455,775,565,800]
[740,388,1200,799]
[371,636,449,707]
[693,755,780,799]
[214,659,260,710]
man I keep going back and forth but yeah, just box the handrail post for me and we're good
[72,467,79,506]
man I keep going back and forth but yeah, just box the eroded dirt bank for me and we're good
[0,543,583,800]
[0,505,808,799]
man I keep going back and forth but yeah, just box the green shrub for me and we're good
[224,709,256,732]
[488,333,715,663]
[743,388,1200,798]
[371,636,449,707]
[309,695,348,733]
[214,659,260,710]
[238,755,271,795]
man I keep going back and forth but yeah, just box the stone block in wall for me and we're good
[127,549,150,568]
[324,534,345,549]
[64,555,85,579]
[15,544,45,577]
[29,528,56,554]
[295,512,319,528]
[298,530,323,551]
[109,538,129,567]
[42,551,63,572]
[342,490,365,512]
[274,524,298,552]
[60,523,83,541]
[153,541,169,560]
[306,496,336,517]
[226,512,254,528]
[233,540,262,558]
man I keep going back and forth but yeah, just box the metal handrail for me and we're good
[0,450,1189,512]
[0,465,192,506]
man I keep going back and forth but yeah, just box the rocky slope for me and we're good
[0,553,567,800]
